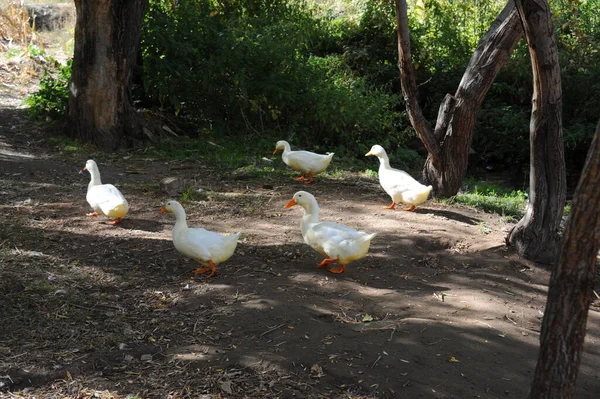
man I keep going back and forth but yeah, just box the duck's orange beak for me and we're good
[365,151,373,157]
[273,148,279,155]
[284,199,297,208]
[82,167,88,171]
[160,207,168,214]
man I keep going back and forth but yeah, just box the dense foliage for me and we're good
[28,0,600,178]
[25,58,71,120]
[141,0,407,158]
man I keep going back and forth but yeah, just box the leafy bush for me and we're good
[25,59,71,120]
[141,0,407,153]
[447,179,529,220]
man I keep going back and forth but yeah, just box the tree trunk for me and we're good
[394,0,523,197]
[530,120,600,398]
[67,0,148,150]
[507,0,566,264]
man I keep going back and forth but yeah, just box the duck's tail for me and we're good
[361,233,377,243]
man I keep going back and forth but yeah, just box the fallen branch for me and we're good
[259,322,287,338]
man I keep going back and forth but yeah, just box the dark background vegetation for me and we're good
[27,0,600,182]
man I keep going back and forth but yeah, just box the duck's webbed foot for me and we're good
[193,260,217,278]
[382,202,396,210]
[327,264,346,274]
[303,173,314,184]
[316,258,338,269]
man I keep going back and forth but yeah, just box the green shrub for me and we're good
[447,179,529,220]
[141,0,408,153]
[25,59,71,120]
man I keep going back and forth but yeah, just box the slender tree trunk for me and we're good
[67,0,148,150]
[394,0,523,197]
[530,120,600,398]
[507,0,566,264]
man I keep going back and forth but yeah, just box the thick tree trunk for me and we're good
[67,0,148,150]
[394,0,523,197]
[529,120,600,398]
[507,0,566,264]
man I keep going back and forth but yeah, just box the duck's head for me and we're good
[273,140,289,155]
[284,191,316,209]
[365,145,386,158]
[82,159,98,173]
[160,199,184,215]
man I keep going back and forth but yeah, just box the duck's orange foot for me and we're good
[328,265,346,274]
[403,205,416,211]
[193,267,209,275]
[316,258,338,269]
[294,175,306,181]
[193,260,217,278]
[87,212,99,217]
[109,218,122,225]
[382,202,396,210]
[303,173,314,185]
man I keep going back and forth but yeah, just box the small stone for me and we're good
[160,177,185,196]
[140,354,153,361]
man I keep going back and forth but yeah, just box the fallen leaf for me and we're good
[449,356,460,363]
[310,364,324,378]
[220,380,233,394]
[362,314,374,322]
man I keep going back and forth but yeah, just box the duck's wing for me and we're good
[183,228,237,261]
[308,221,367,245]
[380,168,423,193]
[286,150,331,170]
[88,184,128,213]
[179,227,223,262]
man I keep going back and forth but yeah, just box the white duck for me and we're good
[273,140,334,184]
[82,160,129,225]
[284,191,376,274]
[365,145,432,211]
[160,200,240,278]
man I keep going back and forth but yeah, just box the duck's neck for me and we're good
[377,154,391,171]
[88,170,102,187]
[281,141,292,153]
[173,209,189,230]
[300,202,320,237]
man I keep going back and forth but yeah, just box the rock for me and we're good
[140,354,152,361]
[25,3,74,31]
[142,127,156,142]
[160,177,185,196]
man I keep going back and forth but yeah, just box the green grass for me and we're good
[46,135,97,156]
[443,179,529,220]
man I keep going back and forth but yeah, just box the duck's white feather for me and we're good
[303,221,376,265]
[84,160,129,220]
[275,140,334,175]
[290,191,375,266]
[366,145,432,207]
[173,226,240,266]
[87,184,129,219]
[164,200,240,266]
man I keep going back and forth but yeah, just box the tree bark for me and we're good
[394,0,523,197]
[507,0,566,264]
[530,120,600,398]
[67,0,148,150]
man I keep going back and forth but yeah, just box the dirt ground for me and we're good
[1,88,600,399]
